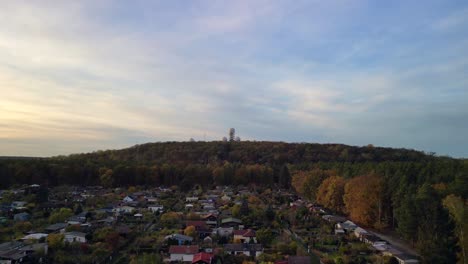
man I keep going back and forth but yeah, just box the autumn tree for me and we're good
[184,225,197,239]
[160,212,180,228]
[316,176,346,212]
[291,169,336,201]
[443,194,468,264]
[343,173,383,227]
[99,168,114,188]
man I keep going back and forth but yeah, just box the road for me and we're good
[368,229,419,256]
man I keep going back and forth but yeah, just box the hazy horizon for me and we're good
[1,1,467,157]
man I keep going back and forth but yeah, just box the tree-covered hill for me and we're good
[56,141,432,164]
[0,141,463,188]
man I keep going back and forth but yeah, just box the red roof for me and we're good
[192,252,213,264]
[169,245,199,255]
[233,229,256,237]
[203,213,217,219]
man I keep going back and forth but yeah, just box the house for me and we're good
[220,217,242,228]
[212,227,233,237]
[148,205,164,213]
[221,195,231,202]
[165,234,194,245]
[20,242,48,256]
[67,212,88,225]
[192,252,213,264]
[202,236,213,245]
[322,215,346,223]
[186,197,199,202]
[336,220,357,232]
[393,253,419,264]
[186,221,208,229]
[334,227,345,235]
[186,221,212,239]
[203,214,218,226]
[93,217,116,227]
[361,233,386,246]
[353,227,368,240]
[0,241,27,263]
[45,223,68,234]
[169,245,199,262]
[123,196,135,203]
[233,229,256,243]
[203,204,215,211]
[21,233,48,241]
[13,212,30,222]
[113,205,135,214]
[146,196,158,203]
[64,232,87,243]
[224,244,263,257]
[11,201,27,210]
[0,241,47,263]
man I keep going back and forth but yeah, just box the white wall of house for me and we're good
[64,235,86,243]
[170,253,194,262]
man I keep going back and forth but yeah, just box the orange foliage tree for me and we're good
[316,176,347,212]
[291,169,337,201]
[343,173,382,227]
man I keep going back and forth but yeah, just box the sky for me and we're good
[0,0,467,158]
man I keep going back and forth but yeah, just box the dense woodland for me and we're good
[1,141,467,263]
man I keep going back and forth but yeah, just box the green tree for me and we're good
[99,168,114,188]
[415,184,457,264]
[49,208,73,223]
[395,191,418,243]
[279,165,291,189]
[443,194,468,264]
[256,228,275,246]
[47,233,64,250]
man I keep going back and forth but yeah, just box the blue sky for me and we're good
[0,0,467,157]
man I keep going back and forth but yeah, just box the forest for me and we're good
[1,141,467,263]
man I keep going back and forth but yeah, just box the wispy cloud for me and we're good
[0,1,467,157]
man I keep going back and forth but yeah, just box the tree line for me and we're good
[0,141,467,263]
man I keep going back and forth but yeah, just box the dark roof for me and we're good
[45,223,68,231]
[169,245,199,255]
[233,229,256,237]
[186,221,207,229]
[224,244,263,252]
[288,256,311,264]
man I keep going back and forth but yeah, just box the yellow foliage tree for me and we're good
[184,225,197,239]
[316,176,346,212]
[343,173,382,227]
